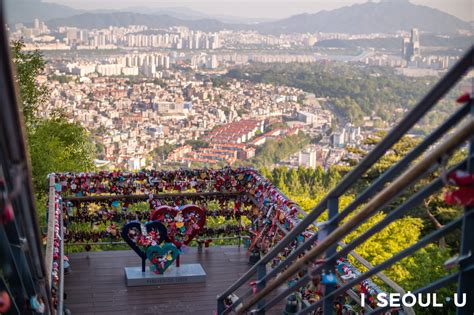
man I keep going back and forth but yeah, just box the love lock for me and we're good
[0,291,11,313]
[30,295,45,313]
[321,271,337,285]
[444,187,474,206]
[0,202,14,224]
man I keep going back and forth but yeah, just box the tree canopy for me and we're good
[11,40,95,195]
[11,40,49,127]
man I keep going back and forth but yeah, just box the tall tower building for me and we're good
[402,28,421,62]
[410,28,420,57]
[402,37,410,59]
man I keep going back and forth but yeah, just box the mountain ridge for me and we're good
[46,12,232,32]
[7,0,471,34]
[5,0,83,24]
[255,1,471,34]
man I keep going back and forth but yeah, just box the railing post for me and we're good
[58,198,65,315]
[217,296,225,315]
[323,197,339,315]
[255,262,267,315]
[45,175,56,288]
[457,100,474,315]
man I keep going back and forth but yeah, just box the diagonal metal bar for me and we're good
[368,271,460,315]
[222,232,319,314]
[330,100,471,226]
[297,215,466,314]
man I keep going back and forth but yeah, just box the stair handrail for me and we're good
[217,46,474,314]
[237,114,474,313]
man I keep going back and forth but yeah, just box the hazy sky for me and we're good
[43,0,473,21]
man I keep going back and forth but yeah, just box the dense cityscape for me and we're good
[5,5,472,171]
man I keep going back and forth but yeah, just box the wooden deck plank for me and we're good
[64,246,279,315]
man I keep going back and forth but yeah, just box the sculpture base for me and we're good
[124,264,206,286]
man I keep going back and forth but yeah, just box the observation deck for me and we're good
[64,247,251,315]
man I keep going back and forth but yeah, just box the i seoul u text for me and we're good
[360,292,467,308]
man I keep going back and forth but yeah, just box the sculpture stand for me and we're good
[124,263,206,286]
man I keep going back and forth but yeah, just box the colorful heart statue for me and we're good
[150,204,206,248]
[146,243,180,274]
[121,221,168,272]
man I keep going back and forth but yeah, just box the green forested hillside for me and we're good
[225,62,459,131]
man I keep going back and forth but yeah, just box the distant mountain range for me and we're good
[116,6,273,24]
[46,12,231,32]
[256,1,471,34]
[4,0,270,25]
[5,0,472,34]
[5,0,83,24]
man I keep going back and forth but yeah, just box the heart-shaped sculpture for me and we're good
[121,221,168,262]
[150,205,206,248]
[146,243,180,274]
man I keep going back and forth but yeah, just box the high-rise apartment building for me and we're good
[402,28,421,62]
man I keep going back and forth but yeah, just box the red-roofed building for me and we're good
[207,119,264,144]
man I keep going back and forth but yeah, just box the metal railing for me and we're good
[217,46,474,314]
[0,4,52,314]
[45,177,66,315]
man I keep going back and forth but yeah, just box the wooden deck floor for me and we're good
[64,246,270,315]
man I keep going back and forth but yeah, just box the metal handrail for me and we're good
[255,159,466,312]
[62,191,244,202]
[237,117,474,313]
[337,242,406,295]
[45,175,66,315]
[299,216,466,314]
[330,100,472,226]
[45,176,56,286]
[58,204,65,315]
[0,3,52,312]
[64,236,251,247]
[217,46,474,308]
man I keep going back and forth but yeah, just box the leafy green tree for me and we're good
[11,40,49,127]
[345,212,453,315]
[28,118,95,192]
[11,40,95,194]
[184,139,208,149]
[153,143,176,161]
[247,132,310,168]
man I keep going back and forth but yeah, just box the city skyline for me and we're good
[41,0,473,22]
